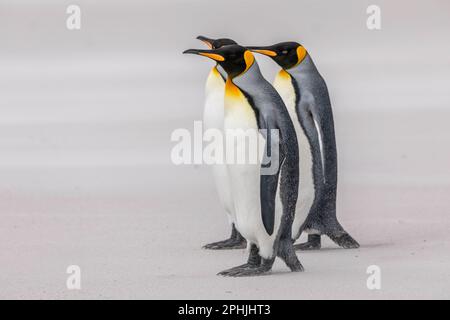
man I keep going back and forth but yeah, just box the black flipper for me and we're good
[259,174,278,235]
[259,125,283,235]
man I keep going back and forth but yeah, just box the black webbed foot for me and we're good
[203,238,246,250]
[203,224,246,250]
[217,244,273,277]
[217,264,272,277]
[294,234,321,251]
[328,232,360,249]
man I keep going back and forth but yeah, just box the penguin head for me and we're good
[183,44,255,79]
[248,42,307,70]
[196,35,237,49]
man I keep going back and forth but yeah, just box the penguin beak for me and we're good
[196,35,215,49]
[183,49,225,62]
[247,46,277,57]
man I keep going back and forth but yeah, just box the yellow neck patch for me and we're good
[206,66,225,91]
[206,65,223,84]
[225,78,245,101]
[211,65,220,77]
[278,69,291,80]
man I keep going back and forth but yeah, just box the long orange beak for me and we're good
[183,49,225,62]
[247,46,277,57]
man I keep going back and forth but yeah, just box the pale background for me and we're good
[0,0,449,299]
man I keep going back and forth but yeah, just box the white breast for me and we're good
[204,67,225,130]
[204,67,235,222]
[223,83,283,259]
[273,71,315,240]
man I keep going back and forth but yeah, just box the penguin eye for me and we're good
[281,50,289,55]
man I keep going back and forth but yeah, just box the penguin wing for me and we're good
[260,168,280,236]
[259,120,284,235]
[309,101,337,185]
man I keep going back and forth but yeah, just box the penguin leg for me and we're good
[278,238,304,272]
[294,234,322,251]
[203,224,247,250]
[327,231,360,249]
[217,244,274,277]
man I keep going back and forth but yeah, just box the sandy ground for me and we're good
[1,0,449,299]
[1,152,449,300]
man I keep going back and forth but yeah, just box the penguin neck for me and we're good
[287,53,317,77]
[231,61,263,91]
[224,62,262,103]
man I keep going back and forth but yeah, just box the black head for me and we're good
[196,35,237,49]
[247,42,307,70]
[183,44,254,79]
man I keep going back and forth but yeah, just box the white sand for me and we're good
[1,80,449,299]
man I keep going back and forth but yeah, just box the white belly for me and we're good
[203,79,225,131]
[204,68,235,222]
[224,87,283,259]
[274,71,315,240]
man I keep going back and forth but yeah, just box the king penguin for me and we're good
[195,36,246,250]
[248,42,360,250]
[184,44,303,276]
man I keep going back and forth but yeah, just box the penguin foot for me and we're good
[293,234,321,251]
[278,239,305,272]
[217,261,272,277]
[328,232,360,249]
[217,263,254,276]
[202,238,247,250]
[203,224,247,250]
[218,247,273,277]
[216,244,261,275]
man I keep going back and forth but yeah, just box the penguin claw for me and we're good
[217,263,252,276]
[203,238,247,250]
[328,233,360,249]
[218,265,271,277]
[293,241,321,251]
[290,262,305,272]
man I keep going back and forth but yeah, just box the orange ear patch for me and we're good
[295,46,307,66]
[243,50,255,73]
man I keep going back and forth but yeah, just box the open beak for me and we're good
[196,35,215,49]
[182,49,225,62]
[247,46,277,57]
